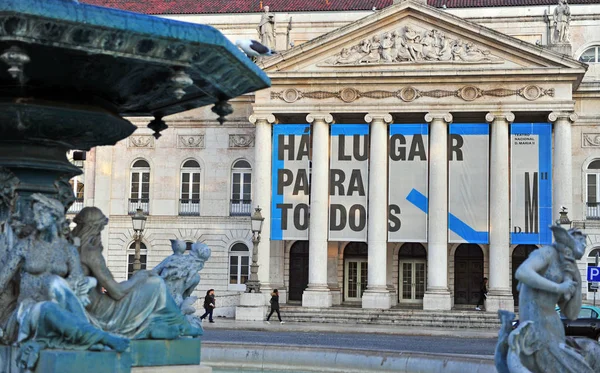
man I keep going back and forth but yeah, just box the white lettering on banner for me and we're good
[448,124,489,244]
[271,125,311,240]
[510,123,552,245]
[388,124,429,242]
[329,124,369,242]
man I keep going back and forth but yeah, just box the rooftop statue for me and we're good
[495,225,600,373]
[72,207,203,340]
[258,6,276,49]
[153,239,212,329]
[553,0,571,44]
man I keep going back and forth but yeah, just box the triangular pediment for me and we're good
[260,0,586,77]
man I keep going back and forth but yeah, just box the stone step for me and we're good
[279,305,504,329]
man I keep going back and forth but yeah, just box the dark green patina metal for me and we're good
[0,2,270,372]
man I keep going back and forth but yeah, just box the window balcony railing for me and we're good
[179,199,200,216]
[230,199,252,216]
[587,202,600,220]
[128,198,149,215]
[67,198,84,214]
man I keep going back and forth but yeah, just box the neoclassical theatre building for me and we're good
[78,0,600,315]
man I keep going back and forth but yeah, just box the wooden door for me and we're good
[454,244,483,304]
[289,241,309,301]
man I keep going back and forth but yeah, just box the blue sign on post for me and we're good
[588,266,600,282]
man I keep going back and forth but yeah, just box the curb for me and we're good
[202,342,496,373]
[202,319,499,339]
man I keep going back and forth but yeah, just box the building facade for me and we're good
[78,0,600,315]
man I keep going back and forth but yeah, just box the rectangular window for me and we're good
[588,174,598,204]
[229,256,239,284]
[241,256,250,284]
[181,172,200,200]
[127,254,147,279]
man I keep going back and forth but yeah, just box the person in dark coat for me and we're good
[200,289,215,323]
[476,277,488,311]
[266,289,285,324]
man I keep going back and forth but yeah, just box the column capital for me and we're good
[485,112,515,123]
[306,113,334,124]
[424,112,452,124]
[364,113,393,124]
[548,111,578,123]
[249,113,276,125]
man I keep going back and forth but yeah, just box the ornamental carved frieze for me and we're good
[178,135,205,149]
[271,85,554,103]
[320,25,503,66]
[128,135,154,148]
[583,133,600,147]
[229,134,255,148]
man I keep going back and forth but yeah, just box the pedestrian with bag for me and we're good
[200,289,215,323]
[475,277,488,311]
[266,289,284,324]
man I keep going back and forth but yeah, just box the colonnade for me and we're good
[250,110,577,312]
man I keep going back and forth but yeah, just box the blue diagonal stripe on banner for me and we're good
[406,188,488,243]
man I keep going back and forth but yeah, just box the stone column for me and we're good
[237,113,276,321]
[362,113,394,309]
[422,112,453,311]
[485,112,515,313]
[549,112,577,222]
[302,113,333,308]
[249,113,276,289]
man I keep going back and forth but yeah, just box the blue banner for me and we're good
[510,123,552,245]
[448,123,489,244]
[271,124,311,241]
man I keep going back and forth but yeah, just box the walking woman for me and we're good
[200,289,215,323]
[266,289,285,324]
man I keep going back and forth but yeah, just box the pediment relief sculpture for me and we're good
[320,25,503,66]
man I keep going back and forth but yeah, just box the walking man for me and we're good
[475,277,488,311]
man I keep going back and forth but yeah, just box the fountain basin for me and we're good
[203,343,495,373]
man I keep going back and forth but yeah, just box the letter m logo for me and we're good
[524,172,539,234]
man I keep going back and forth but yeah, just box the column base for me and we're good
[387,285,398,307]
[329,287,342,305]
[485,293,515,313]
[361,290,393,309]
[422,291,452,311]
[302,287,332,308]
[235,292,268,321]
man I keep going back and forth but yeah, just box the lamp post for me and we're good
[131,208,147,274]
[246,206,264,293]
[558,206,571,229]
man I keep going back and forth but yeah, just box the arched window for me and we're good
[229,243,250,290]
[230,160,252,216]
[127,241,147,279]
[580,46,600,63]
[130,159,150,214]
[586,160,600,220]
[180,160,201,216]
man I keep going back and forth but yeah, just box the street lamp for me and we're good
[558,206,571,229]
[246,206,264,293]
[131,208,147,274]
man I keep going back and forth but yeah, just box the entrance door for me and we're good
[454,244,484,304]
[511,245,537,306]
[399,260,426,303]
[289,241,309,301]
[345,259,368,301]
